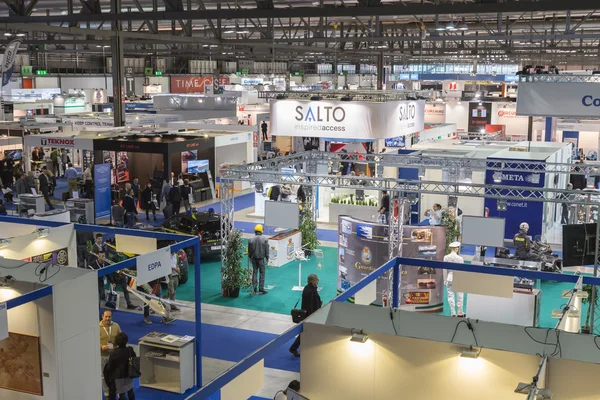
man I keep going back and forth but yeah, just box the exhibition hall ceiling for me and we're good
[0,0,599,66]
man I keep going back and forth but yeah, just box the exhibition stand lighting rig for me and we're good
[219,150,600,334]
[258,89,435,102]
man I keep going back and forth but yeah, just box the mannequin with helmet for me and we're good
[513,222,533,259]
[248,224,270,295]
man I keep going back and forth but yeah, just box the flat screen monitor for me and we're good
[265,200,299,230]
[187,160,209,173]
[461,216,505,247]
[562,223,597,267]
[385,136,405,147]
[4,149,22,161]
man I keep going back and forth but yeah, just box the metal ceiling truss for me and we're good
[219,151,600,333]
[520,74,600,83]
[257,89,433,101]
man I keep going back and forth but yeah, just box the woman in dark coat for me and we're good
[103,331,136,400]
[142,182,156,221]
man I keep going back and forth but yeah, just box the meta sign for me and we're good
[516,82,600,118]
[136,246,172,285]
[270,99,424,139]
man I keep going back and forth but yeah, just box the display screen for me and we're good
[562,223,597,267]
[187,159,209,173]
[4,149,22,161]
[385,136,405,147]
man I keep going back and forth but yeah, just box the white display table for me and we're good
[268,229,302,267]
[139,332,195,394]
[18,194,46,214]
[466,289,541,327]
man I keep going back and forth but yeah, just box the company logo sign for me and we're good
[148,261,161,271]
[41,138,75,147]
[498,109,517,118]
[582,95,600,107]
[170,76,214,94]
[448,82,458,90]
[424,107,445,115]
[294,105,347,132]
[500,173,540,184]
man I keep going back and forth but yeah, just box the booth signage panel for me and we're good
[25,135,94,150]
[0,302,7,341]
[64,118,114,127]
[270,100,424,139]
[556,121,600,131]
[136,247,172,285]
[517,82,600,117]
[94,163,111,219]
[241,77,263,85]
[11,88,60,100]
[170,76,214,94]
[484,159,545,239]
[468,102,492,132]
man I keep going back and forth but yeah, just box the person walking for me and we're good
[180,179,193,212]
[65,162,79,194]
[38,167,55,210]
[112,200,125,227]
[50,148,59,175]
[83,163,93,198]
[99,309,122,399]
[131,177,141,209]
[25,170,36,193]
[443,242,465,317]
[142,182,157,221]
[122,189,138,228]
[165,252,181,311]
[60,149,69,177]
[248,224,269,295]
[378,190,390,224]
[103,331,136,400]
[168,181,182,215]
[289,274,322,357]
[261,121,268,141]
[561,183,574,224]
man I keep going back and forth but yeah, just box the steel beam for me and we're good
[1,0,599,23]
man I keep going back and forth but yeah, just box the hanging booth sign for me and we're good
[136,247,172,285]
[270,99,425,139]
[24,134,93,150]
[468,102,492,132]
[170,76,214,94]
[241,77,263,85]
[516,82,600,118]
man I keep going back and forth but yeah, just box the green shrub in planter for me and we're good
[221,229,250,298]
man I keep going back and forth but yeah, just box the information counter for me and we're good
[268,229,301,267]
[464,256,542,327]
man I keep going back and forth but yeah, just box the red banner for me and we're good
[219,76,230,86]
[170,76,214,94]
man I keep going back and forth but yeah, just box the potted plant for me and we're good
[441,207,460,254]
[581,284,598,334]
[221,229,250,298]
[300,206,320,256]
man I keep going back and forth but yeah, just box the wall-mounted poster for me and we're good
[399,226,447,312]
[181,150,198,172]
[468,102,492,132]
[337,216,391,305]
[23,247,69,266]
[116,152,130,183]
[0,332,43,395]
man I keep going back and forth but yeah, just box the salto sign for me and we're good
[294,105,346,122]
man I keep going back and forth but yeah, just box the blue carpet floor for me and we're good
[111,310,300,373]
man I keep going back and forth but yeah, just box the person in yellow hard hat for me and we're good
[248,224,269,295]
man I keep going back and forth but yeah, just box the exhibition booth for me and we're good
[152,94,238,120]
[61,113,184,133]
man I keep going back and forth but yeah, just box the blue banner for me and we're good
[1,66,13,87]
[484,158,546,239]
[94,163,112,219]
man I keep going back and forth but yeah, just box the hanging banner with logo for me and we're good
[516,82,600,118]
[170,76,214,94]
[399,225,447,312]
[23,247,69,265]
[1,39,22,87]
[0,302,6,341]
[424,103,446,124]
[136,246,172,285]
[484,158,545,239]
[468,102,492,132]
[337,216,391,305]
[94,163,111,219]
[270,99,425,139]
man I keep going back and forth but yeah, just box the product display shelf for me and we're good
[138,332,195,394]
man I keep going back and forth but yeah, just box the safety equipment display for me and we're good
[254,224,264,234]
[519,222,529,232]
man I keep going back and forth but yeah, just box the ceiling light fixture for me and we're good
[445,22,457,31]
[457,18,468,31]
[350,329,369,343]
[16,33,26,37]
[223,30,235,34]
[35,228,50,239]
[435,21,445,31]
[3,32,12,37]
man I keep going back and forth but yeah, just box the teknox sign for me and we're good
[516,82,600,118]
[270,99,425,139]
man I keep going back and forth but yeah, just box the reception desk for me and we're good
[466,289,542,327]
[268,229,301,267]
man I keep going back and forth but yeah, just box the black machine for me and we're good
[496,236,563,273]
[160,210,222,257]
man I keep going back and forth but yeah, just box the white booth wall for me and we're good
[300,322,600,400]
[444,101,469,131]
[0,224,77,268]
[490,102,529,137]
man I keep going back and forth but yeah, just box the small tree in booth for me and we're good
[221,229,250,298]
[441,207,460,254]
[300,205,320,256]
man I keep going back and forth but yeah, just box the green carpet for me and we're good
[176,241,339,315]
[176,245,589,329]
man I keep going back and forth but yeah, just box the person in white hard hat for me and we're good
[443,241,465,317]
[513,222,532,259]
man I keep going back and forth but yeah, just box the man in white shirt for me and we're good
[443,241,465,317]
